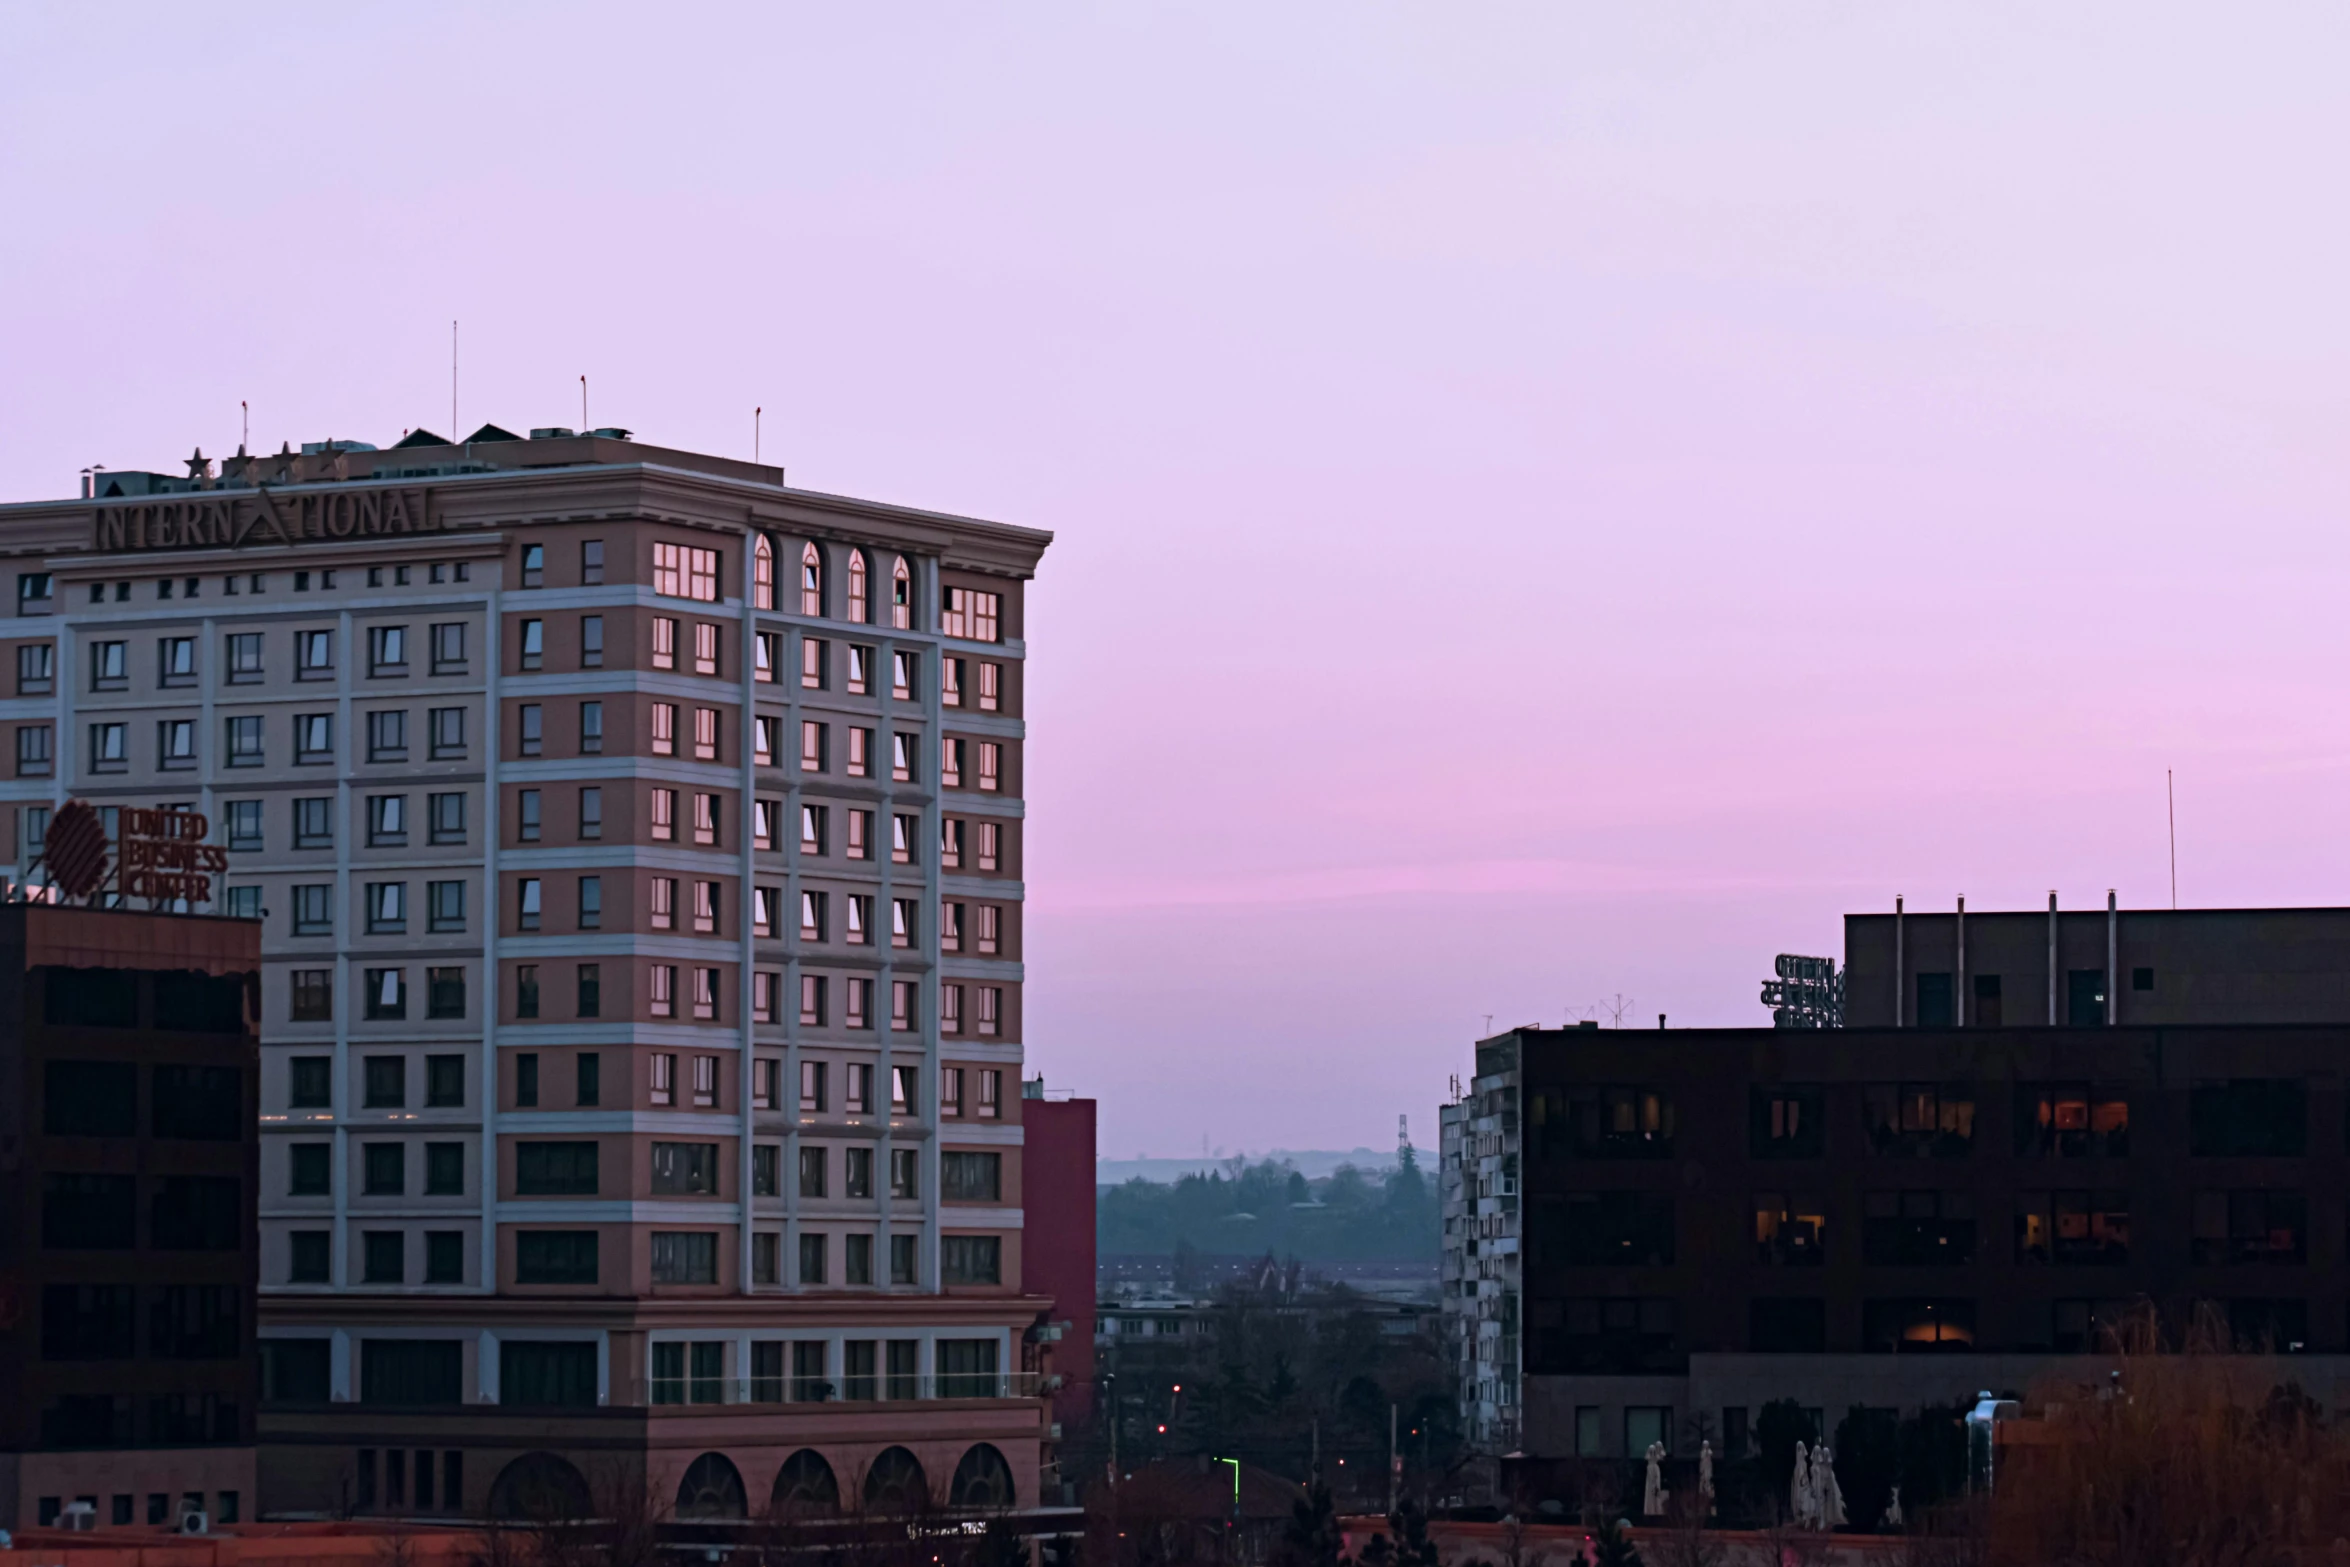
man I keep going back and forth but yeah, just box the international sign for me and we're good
[90,485,445,554]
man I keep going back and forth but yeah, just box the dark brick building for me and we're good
[0,904,260,1529]
[1501,904,2350,1462]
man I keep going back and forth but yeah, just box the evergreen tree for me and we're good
[1590,1518,1644,1567]
[1389,1500,1441,1567]
[1277,1482,1352,1567]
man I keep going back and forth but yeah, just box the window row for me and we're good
[42,1061,241,1140]
[1742,1296,2317,1355]
[37,1283,242,1362]
[286,1052,470,1110]
[286,1228,466,1287]
[285,966,469,1022]
[284,1140,469,1199]
[83,623,476,694]
[783,974,1007,1036]
[225,791,471,852]
[83,708,472,774]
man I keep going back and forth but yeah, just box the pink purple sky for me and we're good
[8,7,2350,1159]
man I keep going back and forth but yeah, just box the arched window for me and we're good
[948,1443,1015,1509]
[847,549,869,624]
[488,1452,592,1521]
[675,1452,748,1520]
[861,1446,928,1513]
[771,1449,840,1516]
[799,542,824,618]
[891,556,912,630]
[753,535,775,611]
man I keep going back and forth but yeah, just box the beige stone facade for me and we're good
[0,430,1053,1519]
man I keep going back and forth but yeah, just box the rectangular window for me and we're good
[364,1055,407,1109]
[159,635,196,686]
[2191,1080,2306,1157]
[512,1146,596,1201]
[369,794,408,846]
[1861,1299,1977,1353]
[579,700,603,754]
[753,1057,779,1108]
[651,877,677,931]
[1862,1190,1977,1266]
[979,820,1000,871]
[1860,1084,1977,1158]
[754,886,777,938]
[891,731,915,783]
[942,1151,1003,1202]
[425,1143,464,1196]
[798,1233,828,1286]
[2016,1190,2132,1265]
[366,882,408,934]
[1559,1191,1675,1266]
[694,622,719,676]
[16,722,53,776]
[979,661,1001,712]
[431,622,466,674]
[2191,1190,2307,1264]
[515,1231,598,1285]
[517,788,541,843]
[695,792,718,846]
[943,902,964,953]
[650,1053,676,1106]
[1750,1087,1825,1159]
[89,721,126,772]
[427,967,465,1020]
[753,1144,780,1196]
[754,631,778,683]
[978,741,1001,792]
[581,540,605,585]
[890,1240,917,1290]
[426,1053,465,1107]
[941,984,964,1034]
[978,988,1002,1038]
[361,1232,405,1284]
[943,656,963,707]
[521,543,545,588]
[892,1147,918,1199]
[364,968,407,1021]
[693,706,718,761]
[754,715,775,767]
[578,875,602,930]
[579,614,603,669]
[941,1238,1002,1288]
[518,618,543,672]
[370,625,409,677]
[847,1063,874,1114]
[799,1145,828,1198]
[289,1143,331,1196]
[2017,1083,2131,1157]
[801,637,826,689]
[429,791,466,844]
[694,968,720,1022]
[941,1067,965,1116]
[651,965,677,1019]
[651,703,675,756]
[576,963,601,1018]
[1753,1193,1828,1265]
[845,978,872,1031]
[799,975,828,1027]
[941,587,1002,642]
[517,964,540,1019]
[90,639,127,691]
[291,973,332,1023]
[518,878,541,932]
[942,738,963,788]
[847,644,869,693]
[801,720,827,773]
[576,1052,600,1105]
[226,632,263,683]
[224,799,264,851]
[652,1143,720,1196]
[518,703,542,757]
[516,1052,540,1106]
[428,706,464,759]
[296,629,333,679]
[800,1059,828,1113]
[651,789,675,841]
[846,895,870,945]
[892,898,916,949]
[157,718,195,769]
[294,796,333,849]
[291,885,332,936]
[652,617,677,670]
[892,649,916,700]
[579,786,602,840]
[651,1232,718,1284]
[847,726,870,778]
[847,810,871,860]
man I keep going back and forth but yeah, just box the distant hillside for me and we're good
[1096,1147,1396,1184]
[1096,1150,1436,1263]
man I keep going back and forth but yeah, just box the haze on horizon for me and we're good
[6,5,2349,1157]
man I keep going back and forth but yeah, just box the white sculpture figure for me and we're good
[1884,1484,1905,1531]
[1698,1440,1716,1515]
[1790,1442,1814,1526]
[1817,1446,1847,1529]
[1643,1441,1669,1516]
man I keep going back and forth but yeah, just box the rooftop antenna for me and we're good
[1481,1013,1493,1034]
[451,320,458,438]
[580,374,588,433]
[240,400,248,452]
[1601,993,1635,1029]
[2168,769,2178,909]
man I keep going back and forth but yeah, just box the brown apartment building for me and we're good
[0,427,1053,1520]
[1451,902,2350,1468]
[0,903,261,1532]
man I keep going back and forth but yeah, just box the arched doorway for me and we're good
[861,1446,928,1513]
[487,1452,592,1521]
[770,1449,840,1516]
[949,1443,1015,1509]
[675,1452,748,1520]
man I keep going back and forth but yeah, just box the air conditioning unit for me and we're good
[179,1512,210,1536]
[60,1502,96,1531]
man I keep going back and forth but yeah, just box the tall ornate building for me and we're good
[0,427,1053,1520]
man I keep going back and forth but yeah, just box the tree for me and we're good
[1590,1518,1643,1567]
[1831,1406,1899,1532]
[1389,1500,1441,1567]
[1277,1482,1351,1567]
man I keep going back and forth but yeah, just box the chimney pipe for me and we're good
[1895,895,1905,1029]
[2047,891,2060,1026]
